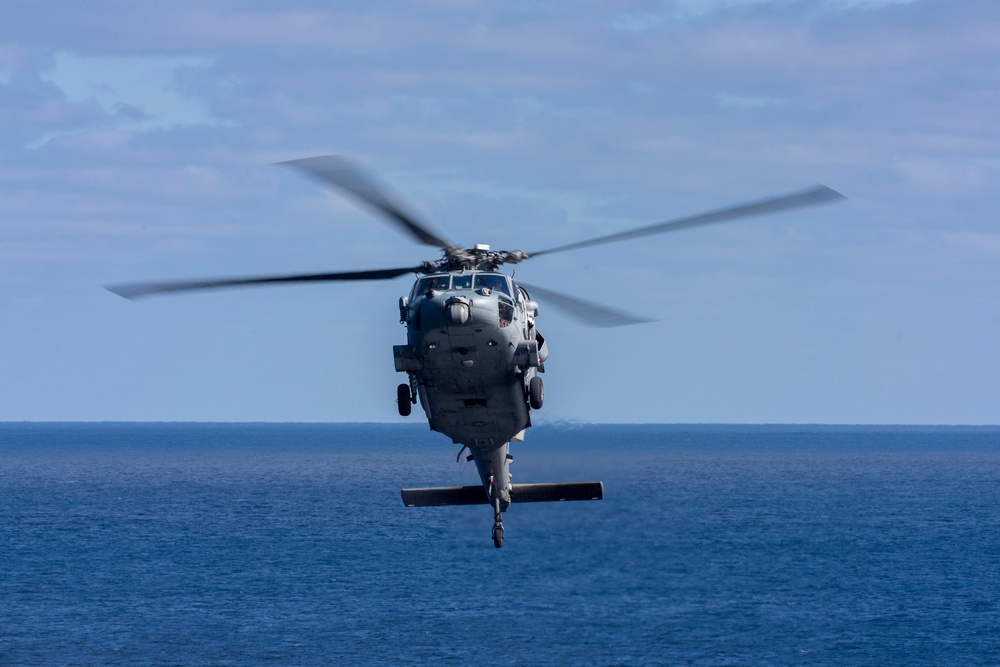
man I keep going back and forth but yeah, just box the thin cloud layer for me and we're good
[32,53,224,146]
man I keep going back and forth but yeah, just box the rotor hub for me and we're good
[429,246,527,273]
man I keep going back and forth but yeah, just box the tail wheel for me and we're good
[396,383,412,416]
[528,376,544,410]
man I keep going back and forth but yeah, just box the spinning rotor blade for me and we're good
[518,282,652,328]
[278,156,453,249]
[106,266,422,301]
[528,185,845,258]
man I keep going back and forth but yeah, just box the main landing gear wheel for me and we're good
[528,376,544,410]
[396,383,412,417]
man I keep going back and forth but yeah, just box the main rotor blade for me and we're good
[528,184,845,258]
[518,282,652,328]
[106,266,422,301]
[277,155,453,249]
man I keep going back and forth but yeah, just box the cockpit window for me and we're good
[413,275,450,297]
[474,274,511,296]
[451,274,473,290]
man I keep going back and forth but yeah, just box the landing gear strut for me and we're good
[492,497,504,549]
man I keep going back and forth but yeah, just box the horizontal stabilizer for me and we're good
[401,482,604,507]
[512,482,604,503]
[402,485,488,507]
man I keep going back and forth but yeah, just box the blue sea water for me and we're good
[1,423,998,666]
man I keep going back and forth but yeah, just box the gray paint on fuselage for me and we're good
[406,274,529,449]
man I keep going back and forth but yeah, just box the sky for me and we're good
[1,0,998,424]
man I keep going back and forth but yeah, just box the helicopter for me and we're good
[106,156,845,548]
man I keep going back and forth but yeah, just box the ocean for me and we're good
[1,423,998,666]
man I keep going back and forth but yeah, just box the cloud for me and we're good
[32,52,225,146]
[890,155,1000,195]
[613,0,920,27]
[716,92,785,108]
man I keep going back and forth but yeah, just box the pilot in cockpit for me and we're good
[474,274,509,296]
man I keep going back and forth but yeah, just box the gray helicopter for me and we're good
[107,156,844,548]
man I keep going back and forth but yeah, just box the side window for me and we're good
[498,297,514,328]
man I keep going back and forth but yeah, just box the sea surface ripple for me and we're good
[1,423,998,666]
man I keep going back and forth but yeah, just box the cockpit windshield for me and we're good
[411,273,511,299]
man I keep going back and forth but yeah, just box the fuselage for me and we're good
[393,270,546,451]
